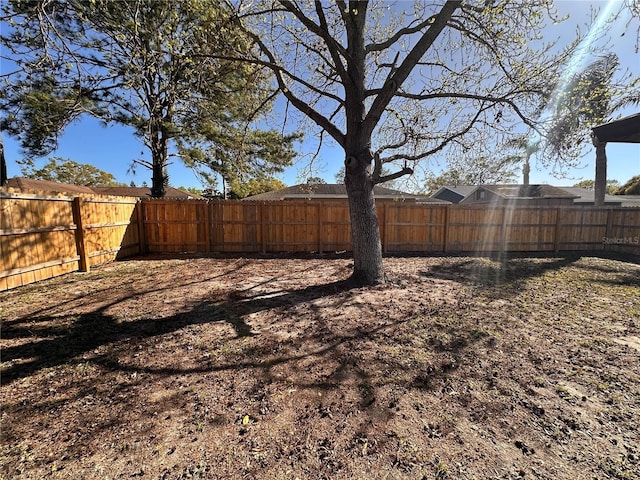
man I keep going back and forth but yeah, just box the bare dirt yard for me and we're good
[1,253,639,480]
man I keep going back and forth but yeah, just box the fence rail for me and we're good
[2,191,639,291]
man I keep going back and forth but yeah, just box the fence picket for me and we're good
[1,190,140,289]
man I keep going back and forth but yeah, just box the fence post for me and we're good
[203,200,211,253]
[500,206,508,253]
[382,202,389,254]
[208,200,216,252]
[260,202,267,254]
[604,208,613,253]
[317,201,323,254]
[219,200,226,253]
[72,196,90,272]
[136,200,147,255]
[443,205,450,253]
[553,208,562,253]
[214,200,223,253]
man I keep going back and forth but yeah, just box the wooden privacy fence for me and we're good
[141,199,640,256]
[2,193,639,291]
[1,190,141,290]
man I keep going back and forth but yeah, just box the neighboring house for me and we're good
[4,178,201,199]
[429,185,477,204]
[460,184,579,207]
[92,186,202,199]
[5,177,97,195]
[243,183,447,203]
[430,183,640,207]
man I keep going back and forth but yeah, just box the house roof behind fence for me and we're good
[242,183,445,202]
[472,184,580,199]
[429,185,477,199]
[560,187,640,207]
[92,186,201,198]
[5,177,96,195]
[4,178,201,198]
[558,187,621,205]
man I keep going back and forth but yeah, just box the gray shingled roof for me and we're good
[429,185,477,199]
[474,184,579,199]
[442,185,477,197]
[560,187,640,206]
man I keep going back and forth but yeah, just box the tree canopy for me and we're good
[1,0,300,196]
[19,157,123,186]
[615,175,640,195]
[0,135,6,186]
[427,49,638,188]
[228,177,287,199]
[179,123,300,198]
[572,179,620,195]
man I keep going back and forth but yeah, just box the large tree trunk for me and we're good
[592,132,607,207]
[344,150,384,285]
[151,161,166,198]
[150,130,168,198]
[341,4,384,285]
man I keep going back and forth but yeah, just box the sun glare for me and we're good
[529,0,621,151]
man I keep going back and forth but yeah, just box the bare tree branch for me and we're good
[366,16,438,53]
[373,166,414,186]
[380,104,490,164]
[394,90,539,131]
[241,31,346,146]
[363,1,462,137]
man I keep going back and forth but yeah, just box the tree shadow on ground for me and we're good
[1,253,483,411]
[9,256,259,323]
[0,278,353,384]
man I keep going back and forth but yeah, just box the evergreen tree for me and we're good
[1,0,299,197]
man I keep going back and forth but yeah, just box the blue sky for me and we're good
[2,1,639,190]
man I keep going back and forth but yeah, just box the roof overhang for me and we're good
[592,113,640,143]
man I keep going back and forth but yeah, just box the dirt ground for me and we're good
[1,253,639,480]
